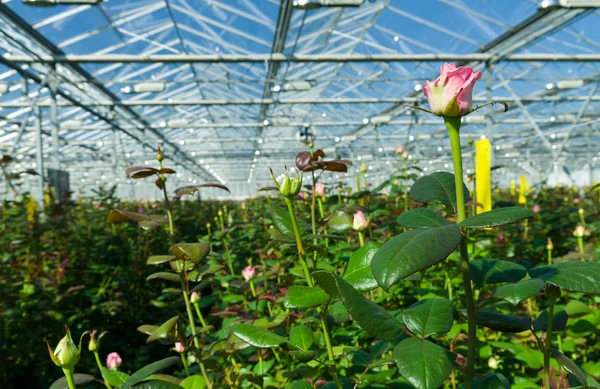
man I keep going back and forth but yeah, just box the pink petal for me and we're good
[457,70,482,115]
[440,63,456,74]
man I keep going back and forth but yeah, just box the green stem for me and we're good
[446,117,476,389]
[284,196,312,285]
[358,231,365,247]
[547,249,552,265]
[249,279,257,297]
[356,172,361,192]
[162,185,175,236]
[577,237,585,259]
[544,298,556,389]
[181,353,191,377]
[181,276,212,388]
[93,352,113,389]
[286,195,342,389]
[320,306,343,389]
[193,301,208,328]
[62,368,77,389]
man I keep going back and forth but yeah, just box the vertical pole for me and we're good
[49,68,60,199]
[485,63,494,166]
[111,111,119,178]
[34,105,44,201]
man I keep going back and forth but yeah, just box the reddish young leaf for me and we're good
[126,166,159,179]
[174,183,231,197]
[158,168,176,175]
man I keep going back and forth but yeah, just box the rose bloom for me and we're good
[395,144,404,154]
[315,182,325,197]
[423,63,482,116]
[532,205,541,213]
[242,266,256,281]
[352,210,368,231]
[573,225,587,238]
[106,352,122,370]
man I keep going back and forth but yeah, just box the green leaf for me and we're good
[101,368,130,387]
[492,279,545,305]
[528,262,600,294]
[146,272,180,283]
[283,286,330,309]
[402,298,454,338]
[312,271,404,341]
[180,375,207,389]
[121,357,180,389]
[469,259,526,284]
[533,308,568,331]
[397,208,450,228]
[289,325,314,351]
[147,316,179,343]
[170,243,210,264]
[326,210,353,231]
[371,225,461,291]
[393,338,454,389]
[133,382,184,389]
[409,172,470,214]
[271,204,309,236]
[232,324,288,348]
[552,348,589,384]
[564,300,593,319]
[344,242,381,292]
[478,373,511,389]
[49,374,96,389]
[147,255,177,265]
[476,311,531,333]
[458,207,533,228]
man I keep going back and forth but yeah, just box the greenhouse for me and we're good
[1,0,600,388]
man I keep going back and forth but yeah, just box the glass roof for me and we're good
[0,0,599,198]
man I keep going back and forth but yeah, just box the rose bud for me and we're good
[423,63,482,117]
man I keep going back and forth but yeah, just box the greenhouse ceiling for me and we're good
[1,0,600,198]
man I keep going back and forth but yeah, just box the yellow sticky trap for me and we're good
[475,139,492,214]
[519,175,527,204]
[510,180,516,196]
[26,195,37,223]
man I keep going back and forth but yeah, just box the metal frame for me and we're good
[0,0,598,198]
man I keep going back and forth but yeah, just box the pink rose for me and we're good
[352,210,368,231]
[315,182,325,197]
[242,266,255,281]
[532,205,541,213]
[106,352,122,370]
[573,197,580,204]
[174,342,185,353]
[423,63,482,116]
[402,150,409,160]
[573,225,587,238]
[395,144,404,154]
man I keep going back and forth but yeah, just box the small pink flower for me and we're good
[106,352,122,370]
[495,229,504,246]
[532,205,541,213]
[402,150,409,160]
[315,182,325,197]
[242,266,256,281]
[151,203,159,209]
[174,342,185,353]
[241,201,246,210]
[352,210,368,231]
[423,63,482,116]
[137,207,144,214]
[190,291,200,304]
[298,191,306,199]
[573,197,580,204]
[573,225,587,238]
[395,144,404,154]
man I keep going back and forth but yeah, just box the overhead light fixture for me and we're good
[60,119,83,130]
[557,79,585,89]
[282,80,312,91]
[167,118,189,127]
[133,82,166,93]
[0,83,8,94]
[557,0,600,7]
[23,0,102,6]
[270,117,291,126]
[293,0,364,9]
[370,115,391,124]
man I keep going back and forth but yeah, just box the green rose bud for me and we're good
[270,168,302,198]
[289,175,302,197]
[360,163,368,174]
[545,284,561,300]
[87,329,107,352]
[156,147,164,163]
[47,326,81,371]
